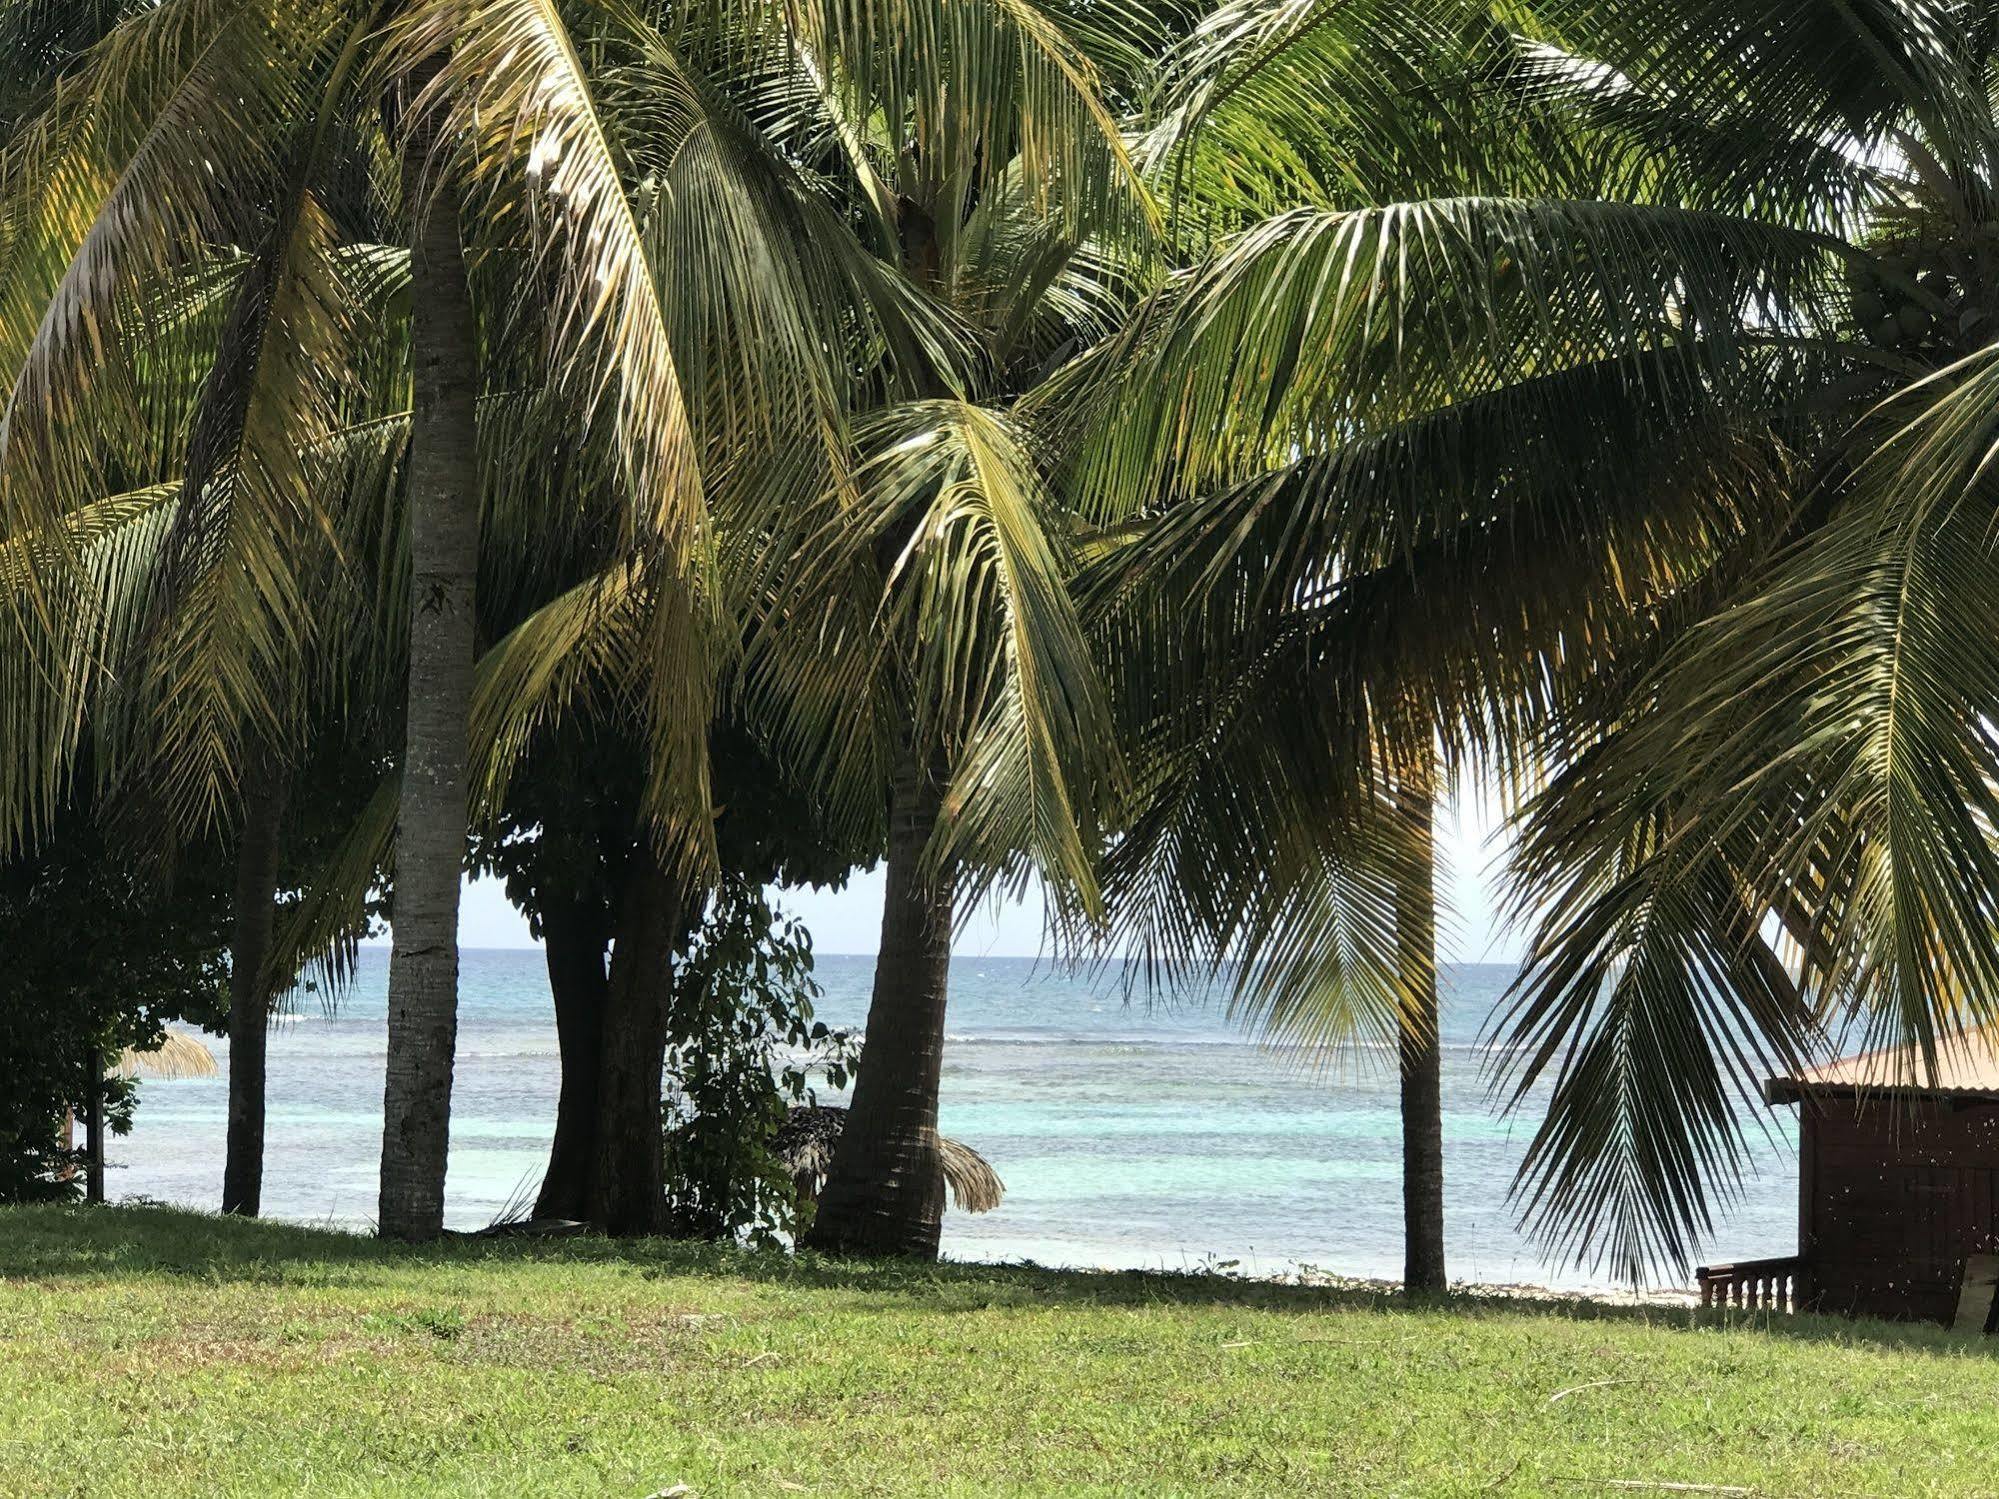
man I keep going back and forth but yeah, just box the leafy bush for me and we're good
[0,817,228,1202]
[661,881,857,1246]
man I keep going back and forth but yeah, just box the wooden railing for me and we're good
[1696,1256,1804,1312]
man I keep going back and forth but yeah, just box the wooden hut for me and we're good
[1698,1027,1999,1324]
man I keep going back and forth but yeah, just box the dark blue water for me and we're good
[113,951,1800,1288]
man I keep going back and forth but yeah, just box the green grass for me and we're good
[3,1206,1997,1496]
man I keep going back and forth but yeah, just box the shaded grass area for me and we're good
[3,1205,1997,1496]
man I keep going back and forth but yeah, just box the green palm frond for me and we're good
[0,0,350,521]
[735,399,1117,907]
[1532,0,1994,169]
[1139,0,1517,227]
[130,185,366,830]
[1492,813,1819,1281]
[599,4,977,449]
[0,482,178,845]
[395,0,706,561]
[1086,345,1816,792]
[865,400,1119,906]
[1492,33,1883,231]
[469,562,645,821]
[1081,599,1422,1048]
[268,767,397,1004]
[778,0,1162,279]
[1490,331,1999,1275]
[1038,196,1841,522]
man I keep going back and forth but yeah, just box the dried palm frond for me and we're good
[775,1105,1005,1214]
[937,1136,1007,1215]
[112,1030,218,1081]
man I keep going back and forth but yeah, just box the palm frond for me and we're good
[1492,798,1821,1281]
[778,0,1161,279]
[1038,196,1841,523]
[0,0,349,525]
[860,401,1119,906]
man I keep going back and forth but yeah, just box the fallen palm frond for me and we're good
[775,1105,1006,1214]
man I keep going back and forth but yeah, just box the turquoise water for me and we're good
[112,950,1801,1287]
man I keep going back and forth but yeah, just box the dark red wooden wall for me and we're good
[1802,1098,1999,1323]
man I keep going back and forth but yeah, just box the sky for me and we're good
[444,786,1525,963]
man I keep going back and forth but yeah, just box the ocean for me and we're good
[110,950,1800,1289]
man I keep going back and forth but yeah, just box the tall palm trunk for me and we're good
[378,99,481,1242]
[84,1046,104,1204]
[534,892,610,1221]
[222,749,288,1216]
[1398,742,1446,1294]
[586,840,693,1236]
[804,736,956,1258]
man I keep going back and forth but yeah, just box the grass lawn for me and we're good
[3,1206,1997,1496]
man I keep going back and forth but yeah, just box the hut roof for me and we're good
[1764,1025,1999,1105]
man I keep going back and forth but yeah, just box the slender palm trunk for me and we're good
[534,893,610,1221]
[84,1047,104,1204]
[378,105,481,1242]
[222,750,288,1216]
[804,209,958,1259]
[586,841,692,1236]
[803,736,956,1258]
[1398,742,1446,1294]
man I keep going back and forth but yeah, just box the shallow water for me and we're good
[112,951,1800,1288]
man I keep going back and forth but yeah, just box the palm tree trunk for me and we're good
[84,1047,104,1204]
[534,892,610,1221]
[222,749,288,1216]
[803,736,956,1259]
[586,841,693,1236]
[378,100,480,1242]
[1398,742,1446,1294]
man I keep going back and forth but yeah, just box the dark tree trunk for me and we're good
[534,894,611,1221]
[803,737,956,1259]
[586,842,694,1236]
[1398,742,1446,1295]
[84,1047,104,1204]
[222,750,288,1216]
[379,92,481,1242]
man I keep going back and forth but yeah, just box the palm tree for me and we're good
[1476,0,1999,1281]
[374,53,484,1240]
[0,0,716,1240]
[1056,0,1999,1297]
[1040,0,1860,1291]
[441,0,1148,1259]
[703,0,1823,1266]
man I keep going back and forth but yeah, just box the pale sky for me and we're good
[444,787,1523,963]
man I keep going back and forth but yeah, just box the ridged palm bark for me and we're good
[221,749,288,1216]
[805,738,957,1256]
[1396,744,1445,1294]
[378,105,481,1242]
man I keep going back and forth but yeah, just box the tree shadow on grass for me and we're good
[4,1202,1994,1361]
